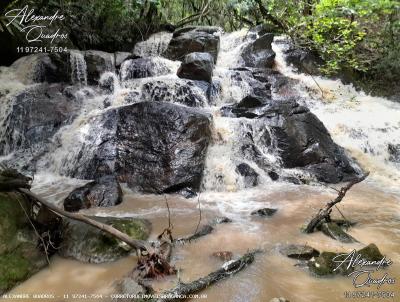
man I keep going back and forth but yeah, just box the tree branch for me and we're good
[304,172,369,233]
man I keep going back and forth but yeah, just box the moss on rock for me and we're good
[0,192,48,294]
[59,217,151,263]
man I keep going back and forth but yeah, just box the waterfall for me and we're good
[70,50,88,85]
[272,37,400,191]
[133,31,173,57]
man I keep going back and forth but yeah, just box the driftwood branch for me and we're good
[17,188,152,252]
[156,250,260,302]
[304,172,369,233]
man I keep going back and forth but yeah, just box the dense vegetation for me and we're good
[1,0,399,96]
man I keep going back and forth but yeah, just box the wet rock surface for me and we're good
[284,47,323,75]
[236,163,259,187]
[388,143,400,163]
[0,83,81,155]
[69,101,212,193]
[120,57,172,81]
[63,175,123,212]
[164,26,221,63]
[59,217,151,263]
[279,244,320,260]
[242,34,276,68]
[84,50,115,85]
[260,99,358,183]
[308,244,385,276]
[251,208,278,217]
[177,52,214,83]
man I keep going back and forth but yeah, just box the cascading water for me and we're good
[70,50,88,85]
[2,29,400,302]
[272,37,400,192]
[133,31,173,57]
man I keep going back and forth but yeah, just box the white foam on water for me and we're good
[272,36,400,192]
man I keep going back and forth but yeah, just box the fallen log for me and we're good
[304,172,369,234]
[175,224,214,244]
[156,250,260,302]
[17,188,151,252]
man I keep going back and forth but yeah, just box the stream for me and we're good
[2,29,400,302]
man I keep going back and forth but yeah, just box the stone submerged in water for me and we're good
[63,175,123,212]
[59,217,151,263]
[164,26,221,63]
[308,244,385,276]
[251,208,278,217]
[177,52,214,83]
[0,192,50,294]
[69,101,212,194]
[236,163,259,188]
[279,244,320,260]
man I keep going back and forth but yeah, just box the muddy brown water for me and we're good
[4,180,400,302]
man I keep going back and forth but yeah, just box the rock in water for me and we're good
[164,26,221,63]
[59,217,151,263]
[242,33,276,68]
[120,57,172,81]
[236,163,259,187]
[308,244,385,276]
[388,143,400,163]
[69,102,212,194]
[177,52,214,83]
[284,48,323,75]
[0,83,81,155]
[63,175,123,212]
[260,99,358,183]
[279,244,320,260]
[251,208,278,217]
[320,222,358,243]
[84,50,115,85]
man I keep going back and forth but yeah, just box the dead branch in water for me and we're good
[17,188,152,252]
[304,172,369,233]
[156,250,260,302]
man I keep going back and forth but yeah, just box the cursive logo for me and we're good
[333,250,396,289]
[4,5,68,43]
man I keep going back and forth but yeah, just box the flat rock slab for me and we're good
[251,208,278,217]
[279,244,320,260]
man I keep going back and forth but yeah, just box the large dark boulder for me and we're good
[84,50,115,85]
[0,83,81,155]
[64,175,123,212]
[285,48,323,75]
[177,52,214,83]
[120,57,173,81]
[242,34,276,68]
[260,99,358,183]
[68,102,212,193]
[164,26,221,63]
